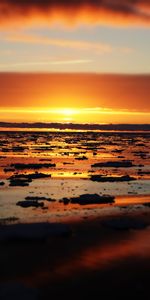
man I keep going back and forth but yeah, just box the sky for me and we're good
[0,0,150,124]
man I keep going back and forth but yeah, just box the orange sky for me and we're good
[0,73,149,110]
[0,1,149,124]
[0,73,149,124]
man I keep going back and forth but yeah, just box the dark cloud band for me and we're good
[0,0,149,26]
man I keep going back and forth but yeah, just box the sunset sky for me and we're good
[0,0,150,124]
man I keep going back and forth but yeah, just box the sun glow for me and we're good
[56,108,78,116]
[0,107,150,123]
[55,107,79,121]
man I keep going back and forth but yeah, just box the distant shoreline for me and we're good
[0,122,150,131]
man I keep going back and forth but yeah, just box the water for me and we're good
[0,129,149,222]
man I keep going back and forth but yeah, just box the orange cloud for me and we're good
[0,0,150,28]
[0,73,149,112]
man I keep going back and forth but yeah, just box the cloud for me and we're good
[6,33,114,53]
[0,73,149,112]
[0,0,150,28]
[0,59,93,70]
[4,33,134,55]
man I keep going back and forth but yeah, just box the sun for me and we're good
[56,107,77,122]
[59,108,77,116]
[55,107,78,122]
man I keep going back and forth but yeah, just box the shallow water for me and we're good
[0,129,149,222]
